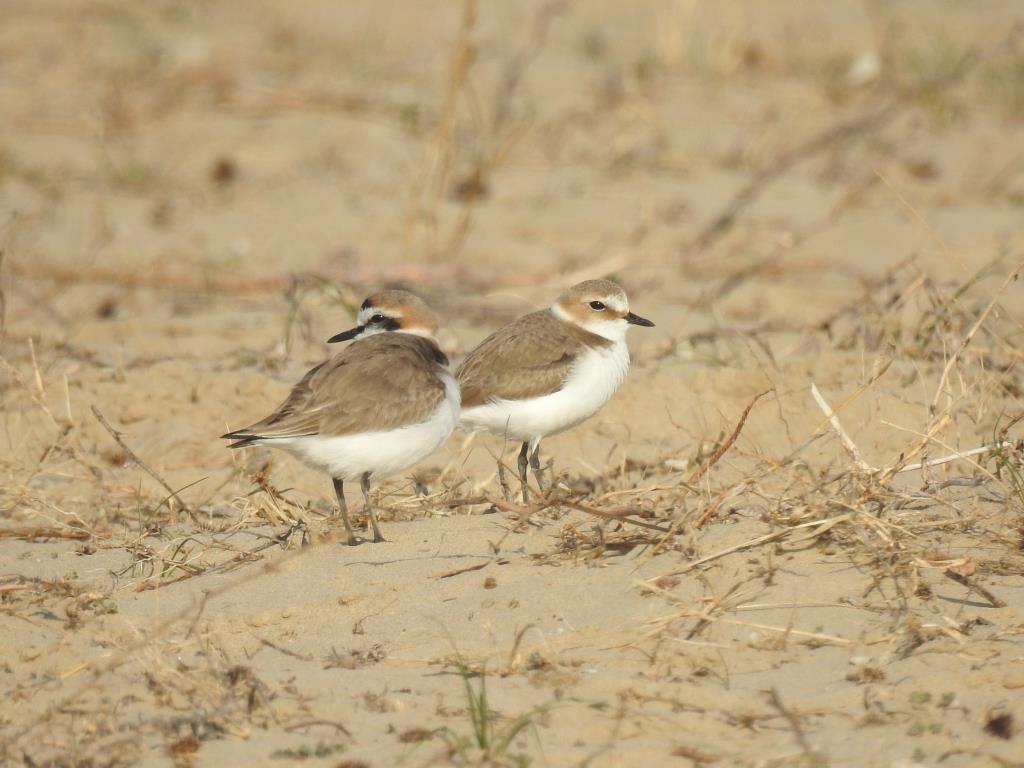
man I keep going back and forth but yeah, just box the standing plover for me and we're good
[222,290,460,544]
[457,279,654,502]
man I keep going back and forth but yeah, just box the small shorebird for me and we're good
[457,279,654,502]
[222,290,459,544]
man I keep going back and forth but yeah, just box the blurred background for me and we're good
[4,1,1023,320]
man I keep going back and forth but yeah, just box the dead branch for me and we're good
[559,498,671,534]
[252,633,315,662]
[444,493,672,534]
[942,569,1007,609]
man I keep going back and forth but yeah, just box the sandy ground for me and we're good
[2,1,1024,766]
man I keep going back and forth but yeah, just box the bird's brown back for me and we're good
[231,334,450,441]
[456,310,612,407]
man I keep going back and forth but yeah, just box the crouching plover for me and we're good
[457,279,654,502]
[222,291,460,544]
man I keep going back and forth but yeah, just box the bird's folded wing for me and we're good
[228,362,325,439]
[230,336,446,439]
[457,312,579,406]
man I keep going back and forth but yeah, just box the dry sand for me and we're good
[2,1,1024,766]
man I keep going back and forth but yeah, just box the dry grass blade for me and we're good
[766,687,826,767]
[877,413,953,483]
[647,516,849,582]
[688,390,769,484]
[928,261,1022,419]
[91,405,193,517]
[781,355,893,471]
[810,381,876,473]
[895,442,1012,474]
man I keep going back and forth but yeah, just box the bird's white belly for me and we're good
[459,341,629,442]
[269,375,460,481]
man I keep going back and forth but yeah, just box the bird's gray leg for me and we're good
[497,460,513,503]
[333,478,357,546]
[517,441,531,504]
[361,472,384,543]
[529,441,547,494]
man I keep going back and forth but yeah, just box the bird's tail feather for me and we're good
[221,430,260,449]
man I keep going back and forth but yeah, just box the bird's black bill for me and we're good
[327,326,363,343]
[626,312,655,327]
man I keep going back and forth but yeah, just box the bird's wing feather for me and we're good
[456,311,586,407]
[225,335,447,441]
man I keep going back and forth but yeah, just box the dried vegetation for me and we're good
[2,1,1024,766]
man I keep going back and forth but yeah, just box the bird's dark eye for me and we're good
[589,301,606,311]
[369,313,386,323]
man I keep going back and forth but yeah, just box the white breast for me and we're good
[272,374,460,481]
[459,341,630,442]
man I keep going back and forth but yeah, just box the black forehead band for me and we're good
[361,298,373,310]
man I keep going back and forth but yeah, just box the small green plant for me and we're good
[981,44,1024,118]
[579,29,608,61]
[442,659,542,767]
[906,690,945,738]
[398,102,421,133]
[908,691,932,706]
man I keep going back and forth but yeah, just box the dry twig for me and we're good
[810,382,876,473]
[765,687,825,766]
[445,493,671,534]
[688,390,770,485]
[91,406,191,516]
[0,527,90,541]
[942,569,1007,609]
